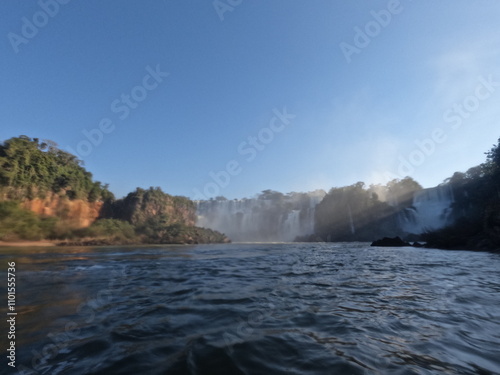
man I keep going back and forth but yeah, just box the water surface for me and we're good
[2,243,500,374]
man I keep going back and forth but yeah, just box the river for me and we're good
[1,243,500,374]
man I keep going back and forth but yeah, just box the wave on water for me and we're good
[6,243,500,374]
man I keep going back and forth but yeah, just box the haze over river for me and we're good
[2,243,500,374]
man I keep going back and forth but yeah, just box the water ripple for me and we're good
[3,243,500,374]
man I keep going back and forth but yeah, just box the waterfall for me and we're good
[196,190,325,242]
[347,204,355,234]
[399,184,454,234]
[283,210,301,241]
[196,185,454,240]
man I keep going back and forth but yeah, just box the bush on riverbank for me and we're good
[0,201,56,241]
[0,203,230,245]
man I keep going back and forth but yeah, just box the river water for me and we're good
[2,243,500,375]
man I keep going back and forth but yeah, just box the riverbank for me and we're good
[0,240,58,247]
[0,233,231,247]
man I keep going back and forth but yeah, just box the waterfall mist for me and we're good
[196,183,457,242]
[398,184,455,234]
[196,190,325,242]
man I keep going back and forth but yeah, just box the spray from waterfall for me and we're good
[196,190,325,242]
[196,184,455,242]
[398,184,455,234]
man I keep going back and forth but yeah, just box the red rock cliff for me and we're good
[22,193,103,228]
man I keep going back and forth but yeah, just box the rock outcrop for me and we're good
[371,236,410,247]
[22,193,103,228]
[109,187,196,227]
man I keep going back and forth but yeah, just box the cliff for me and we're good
[22,192,103,228]
[108,187,196,227]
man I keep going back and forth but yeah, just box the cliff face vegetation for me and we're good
[0,135,113,202]
[314,178,422,242]
[0,136,229,244]
[109,187,196,227]
[96,187,228,245]
[0,136,113,239]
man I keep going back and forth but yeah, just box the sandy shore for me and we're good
[0,240,58,247]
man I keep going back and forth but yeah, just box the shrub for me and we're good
[0,201,44,241]
[76,219,137,240]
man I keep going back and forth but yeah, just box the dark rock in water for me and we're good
[371,236,410,247]
[412,241,424,248]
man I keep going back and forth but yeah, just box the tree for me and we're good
[486,138,500,184]
[386,177,422,207]
[0,136,113,201]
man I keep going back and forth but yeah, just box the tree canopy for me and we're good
[0,136,113,202]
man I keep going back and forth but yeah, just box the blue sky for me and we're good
[1,0,499,199]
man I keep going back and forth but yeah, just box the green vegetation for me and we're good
[110,187,195,226]
[0,136,113,201]
[75,219,137,241]
[0,135,229,245]
[135,220,228,244]
[101,187,227,244]
[0,201,47,241]
[0,200,88,241]
[423,138,500,250]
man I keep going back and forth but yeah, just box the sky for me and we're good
[1,0,500,199]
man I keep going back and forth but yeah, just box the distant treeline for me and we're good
[312,177,423,242]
